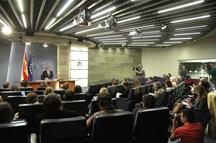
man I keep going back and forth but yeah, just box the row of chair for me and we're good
[0,107,170,143]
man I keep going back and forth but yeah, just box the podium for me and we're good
[27,80,75,90]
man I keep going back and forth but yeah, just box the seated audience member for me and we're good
[107,79,118,98]
[39,81,48,88]
[86,95,122,127]
[132,94,156,117]
[35,94,79,136]
[0,102,14,123]
[207,92,216,139]
[61,82,69,90]
[165,79,174,91]
[0,96,3,102]
[2,81,10,89]
[170,109,203,143]
[26,92,38,104]
[63,90,75,101]
[119,78,131,98]
[153,82,165,99]
[21,80,30,88]
[199,78,211,93]
[170,76,178,87]
[173,85,208,114]
[74,85,82,93]
[145,77,154,84]
[44,86,54,96]
[99,87,109,97]
[10,84,19,91]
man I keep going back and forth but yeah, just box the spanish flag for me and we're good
[21,49,29,80]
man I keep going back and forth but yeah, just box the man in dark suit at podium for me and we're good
[41,65,54,80]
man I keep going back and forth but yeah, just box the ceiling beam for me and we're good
[8,0,24,29]
[39,0,60,31]
[30,0,34,30]
[0,5,15,28]
[48,0,88,30]
[35,0,46,31]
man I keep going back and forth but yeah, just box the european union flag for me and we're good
[28,51,33,81]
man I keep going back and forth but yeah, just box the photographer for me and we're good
[170,109,203,143]
[133,64,145,79]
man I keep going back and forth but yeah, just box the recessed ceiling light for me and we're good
[21,14,27,28]
[171,15,210,23]
[164,41,182,44]
[131,42,155,44]
[155,44,171,46]
[1,26,12,35]
[170,37,192,40]
[98,38,127,41]
[45,18,57,30]
[158,0,204,14]
[132,39,160,42]
[175,25,207,31]
[127,44,149,47]
[117,16,140,24]
[94,35,123,39]
[120,25,155,32]
[174,32,201,36]
[91,6,116,19]
[57,0,74,17]
[132,35,161,39]
[17,0,24,13]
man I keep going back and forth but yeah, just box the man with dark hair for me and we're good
[170,109,204,143]
[3,81,10,89]
[41,65,54,80]
[0,102,14,123]
[35,94,79,136]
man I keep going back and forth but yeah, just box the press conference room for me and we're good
[0,0,216,143]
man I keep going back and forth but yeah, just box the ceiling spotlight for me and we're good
[161,24,167,30]
[121,43,127,47]
[129,29,141,36]
[43,42,48,48]
[25,41,31,45]
[1,26,12,35]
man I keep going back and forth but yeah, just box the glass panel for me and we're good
[71,51,88,60]
[70,70,88,78]
[71,61,88,69]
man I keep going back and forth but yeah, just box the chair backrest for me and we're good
[19,87,33,92]
[116,98,131,111]
[155,92,169,107]
[0,91,22,100]
[0,120,28,143]
[62,100,86,116]
[91,111,133,143]
[140,85,147,95]
[6,96,27,113]
[74,93,86,100]
[108,86,118,98]
[194,110,212,129]
[37,87,46,90]
[40,116,86,143]
[18,103,46,133]
[54,90,66,97]
[133,107,169,143]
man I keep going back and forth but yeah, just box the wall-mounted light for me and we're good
[25,41,31,45]
[43,42,48,47]
[1,26,12,35]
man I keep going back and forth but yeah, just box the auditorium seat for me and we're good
[0,120,29,143]
[74,93,86,100]
[54,89,66,97]
[40,116,86,143]
[19,87,33,92]
[18,103,46,133]
[6,96,27,113]
[91,111,133,143]
[0,91,22,100]
[37,87,46,90]
[116,98,131,111]
[62,100,86,116]
[133,107,169,143]
[140,85,147,95]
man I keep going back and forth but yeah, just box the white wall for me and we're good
[142,36,216,77]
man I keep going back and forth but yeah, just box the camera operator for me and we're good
[170,109,204,143]
[133,64,145,79]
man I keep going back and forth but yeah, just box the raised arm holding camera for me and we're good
[133,64,145,79]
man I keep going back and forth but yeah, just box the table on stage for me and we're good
[27,80,75,90]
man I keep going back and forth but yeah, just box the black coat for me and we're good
[41,70,54,80]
